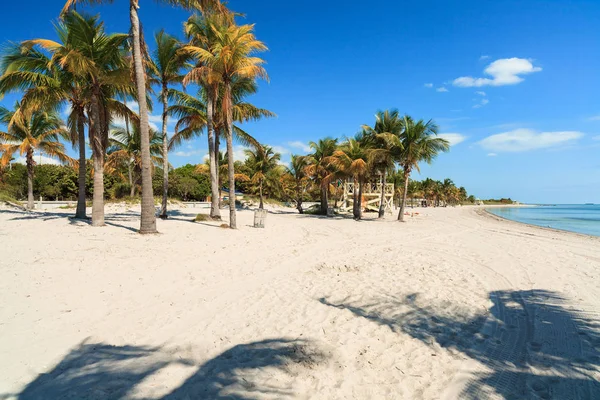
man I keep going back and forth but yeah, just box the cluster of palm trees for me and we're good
[286,110,451,221]
[0,0,268,231]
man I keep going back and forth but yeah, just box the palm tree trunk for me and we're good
[160,83,169,219]
[224,82,236,229]
[89,93,105,226]
[130,0,157,234]
[259,179,264,210]
[128,162,134,196]
[352,177,358,219]
[320,182,328,215]
[296,183,303,214]
[358,178,364,220]
[378,170,386,218]
[206,93,221,219]
[398,169,410,221]
[75,108,87,219]
[215,130,222,208]
[26,148,34,210]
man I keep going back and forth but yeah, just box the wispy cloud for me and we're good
[473,98,490,109]
[475,91,486,96]
[479,55,490,61]
[487,153,497,157]
[14,152,62,166]
[479,129,584,152]
[588,115,600,121]
[438,133,467,146]
[593,135,600,141]
[148,114,177,126]
[271,145,290,155]
[424,83,433,88]
[436,87,449,92]
[453,57,541,87]
[174,150,203,157]
[288,140,311,153]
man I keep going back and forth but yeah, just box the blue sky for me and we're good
[1,0,600,203]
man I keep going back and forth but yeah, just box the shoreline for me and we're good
[481,206,600,240]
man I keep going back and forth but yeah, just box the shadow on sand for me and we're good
[319,289,600,399]
[2,338,326,400]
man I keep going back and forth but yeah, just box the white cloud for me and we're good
[424,83,433,88]
[487,153,497,157]
[473,98,490,109]
[287,141,311,153]
[148,114,177,126]
[453,58,542,87]
[271,145,290,155]
[593,135,600,141]
[126,101,139,111]
[479,129,584,152]
[436,87,449,92]
[475,91,486,96]
[174,150,201,157]
[14,152,62,166]
[480,55,490,61]
[438,133,467,146]
[588,115,600,121]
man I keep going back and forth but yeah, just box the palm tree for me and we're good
[60,0,226,232]
[330,135,370,220]
[185,16,268,228]
[0,103,72,209]
[287,154,309,214]
[0,28,90,219]
[363,109,404,218]
[105,122,163,192]
[243,145,280,210]
[148,30,185,219]
[306,138,338,215]
[28,11,130,226]
[397,116,449,221]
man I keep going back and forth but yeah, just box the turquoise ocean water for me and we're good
[487,204,600,237]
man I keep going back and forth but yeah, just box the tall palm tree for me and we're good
[287,154,309,214]
[28,11,130,226]
[397,116,449,221]
[243,145,280,210]
[306,138,338,215]
[330,135,370,220]
[0,103,72,209]
[185,16,268,228]
[363,109,404,218]
[60,0,226,232]
[0,32,89,219]
[149,30,185,219]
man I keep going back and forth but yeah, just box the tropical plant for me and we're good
[242,145,280,209]
[306,138,338,215]
[148,30,185,219]
[329,135,370,220]
[0,103,72,208]
[397,116,449,221]
[363,109,404,218]
[286,154,310,214]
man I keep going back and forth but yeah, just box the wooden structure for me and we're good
[253,209,267,228]
[341,181,394,213]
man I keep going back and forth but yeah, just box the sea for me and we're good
[487,204,600,237]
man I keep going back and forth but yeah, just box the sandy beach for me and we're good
[0,204,599,399]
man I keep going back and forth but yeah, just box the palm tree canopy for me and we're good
[399,115,450,174]
[0,102,72,166]
[243,144,281,183]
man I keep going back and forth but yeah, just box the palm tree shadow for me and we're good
[319,290,600,399]
[4,338,326,400]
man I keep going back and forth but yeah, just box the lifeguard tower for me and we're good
[340,181,394,214]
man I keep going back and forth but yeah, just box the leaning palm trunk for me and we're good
[89,94,104,226]
[206,94,221,219]
[75,108,87,219]
[130,0,157,234]
[159,84,169,219]
[378,170,386,218]
[357,178,364,220]
[224,83,236,229]
[398,168,410,221]
[26,149,34,210]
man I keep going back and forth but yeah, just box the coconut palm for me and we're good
[60,0,226,233]
[148,30,186,219]
[363,109,404,218]
[105,122,163,192]
[329,135,370,220]
[0,103,72,209]
[26,11,130,226]
[397,116,449,221]
[184,15,268,228]
[287,154,310,214]
[0,30,90,218]
[243,145,280,210]
[306,138,338,215]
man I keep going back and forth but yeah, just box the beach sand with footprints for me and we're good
[1,204,599,399]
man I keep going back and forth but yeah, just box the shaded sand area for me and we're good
[1,204,599,399]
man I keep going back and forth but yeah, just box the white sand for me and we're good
[0,203,599,399]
